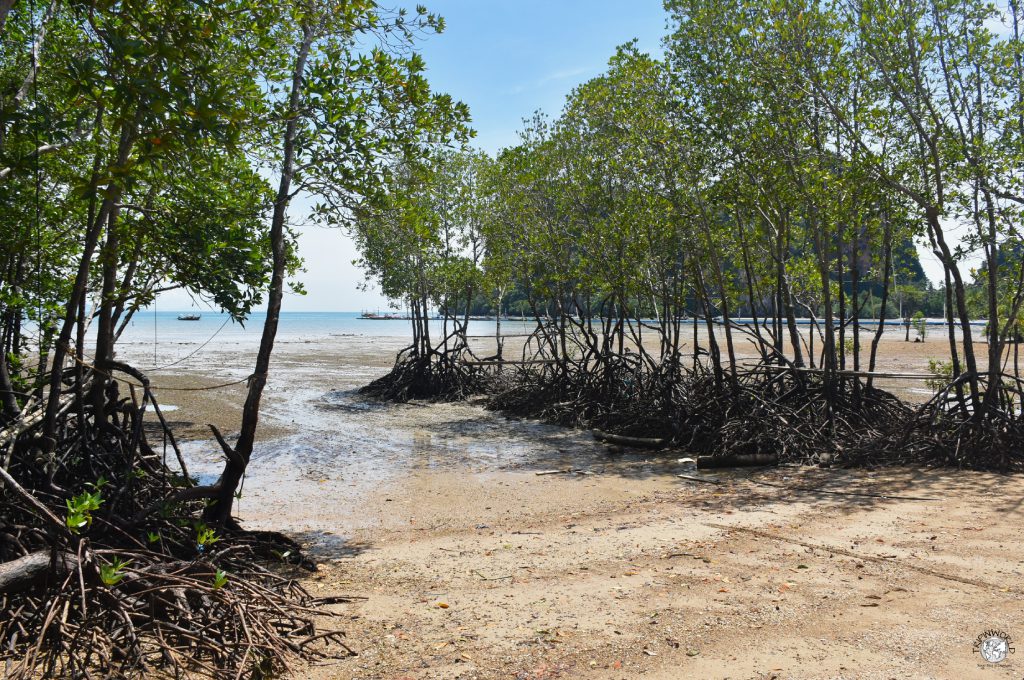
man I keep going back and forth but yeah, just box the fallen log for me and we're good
[535,468,574,476]
[696,453,778,469]
[535,468,593,476]
[592,429,667,449]
[0,551,78,595]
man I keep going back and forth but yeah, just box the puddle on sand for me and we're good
[166,332,673,551]
[179,387,660,540]
[287,530,369,559]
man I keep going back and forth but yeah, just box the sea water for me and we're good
[117,311,536,347]
[112,310,986,358]
[109,311,539,371]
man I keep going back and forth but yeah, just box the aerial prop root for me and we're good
[1,361,356,678]
[361,343,489,402]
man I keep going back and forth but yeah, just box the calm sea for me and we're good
[114,311,984,351]
[117,311,534,348]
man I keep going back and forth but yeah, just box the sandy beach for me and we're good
[122,329,1024,679]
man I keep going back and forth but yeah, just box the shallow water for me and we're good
[179,384,638,522]
[169,338,675,560]
[121,317,958,555]
[117,311,534,351]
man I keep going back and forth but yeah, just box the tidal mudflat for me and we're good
[123,333,1024,679]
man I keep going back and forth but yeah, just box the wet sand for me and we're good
[117,332,1024,679]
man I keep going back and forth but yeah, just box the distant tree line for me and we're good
[356,0,1024,470]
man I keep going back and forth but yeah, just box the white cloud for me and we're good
[502,65,594,95]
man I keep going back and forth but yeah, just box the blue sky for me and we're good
[161,1,669,312]
[417,1,667,153]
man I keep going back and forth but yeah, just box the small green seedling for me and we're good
[100,557,131,587]
[212,569,229,590]
[912,311,927,341]
[926,358,954,391]
[194,524,221,554]
[66,490,104,534]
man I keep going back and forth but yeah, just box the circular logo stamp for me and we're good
[974,630,1014,664]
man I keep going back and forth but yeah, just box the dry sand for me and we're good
[302,466,1023,680]
[119,332,1024,679]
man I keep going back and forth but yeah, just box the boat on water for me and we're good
[177,314,201,321]
[359,310,409,320]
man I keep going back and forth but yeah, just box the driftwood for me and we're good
[535,468,592,476]
[676,473,722,485]
[0,550,78,595]
[592,429,667,449]
[696,453,778,469]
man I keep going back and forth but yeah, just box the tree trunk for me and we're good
[868,211,893,387]
[927,207,979,409]
[942,267,965,411]
[43,108,126,438]
[0,0,16,36]
[88,201,122,424]
[694,263,723,387]
[0,346,19,422]
[495,288,505,360]
[981,189,1001,416]
[811,209,836,406]
[850,223,861,406]
[737,217,769,363]
[779,217,804,367]
[203,26,313,527]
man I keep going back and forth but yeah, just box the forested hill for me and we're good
[457,236,930,319]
